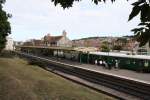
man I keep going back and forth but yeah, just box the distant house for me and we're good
[72,37,117,48]
[5,37,14,51]
[43,30,72,47]
[72,37,102,47]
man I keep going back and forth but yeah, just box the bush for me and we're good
[112,45,122,51]
[100,45,110,52]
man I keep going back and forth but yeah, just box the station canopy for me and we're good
[73,47,99,53]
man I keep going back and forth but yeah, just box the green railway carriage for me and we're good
[88,52,150,72]
[80,53,89,63]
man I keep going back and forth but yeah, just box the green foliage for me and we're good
[100,41,110,52]
[0,0,11,52]
[101,44,110,52]
[51,0,116,9]
[128,5,141,21]
[129,0,150,47]
[116,38,127,45]
[0,0,6,4]
[112,45,122,50]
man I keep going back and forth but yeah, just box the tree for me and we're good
[129,0,150,47]
[51,0,150,47]
[116,37,127,46]
[112,45,122,51]
[0,0,11,52]
[101,44,110,52]
[100,41,110,52]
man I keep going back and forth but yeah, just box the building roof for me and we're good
[44,34,63,43]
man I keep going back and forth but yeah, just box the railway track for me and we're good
[15,51,150,100]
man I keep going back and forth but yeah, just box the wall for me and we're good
[57,36,72,47]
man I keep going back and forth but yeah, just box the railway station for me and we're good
[17,46,150,82]
[15,47,150,100]
[18,46,150,71]
[2,0,150,99]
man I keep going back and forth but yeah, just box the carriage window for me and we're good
[133,60,136,64]
[144,61,149,67]
[138,60,143,66]
[126,59,130,64]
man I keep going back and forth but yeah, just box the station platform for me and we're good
[44,56,150,83]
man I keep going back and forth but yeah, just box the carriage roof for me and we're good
[90,52,150,60]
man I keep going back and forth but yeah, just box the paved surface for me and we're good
[44,56,150,83]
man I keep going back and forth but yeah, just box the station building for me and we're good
[43,30,72,47]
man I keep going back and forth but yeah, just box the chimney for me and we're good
[47,33,51,36]
[62,30,67,37]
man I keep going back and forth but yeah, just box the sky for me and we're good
[4,0,139,41]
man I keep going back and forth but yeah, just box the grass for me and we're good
[0,57,115,100]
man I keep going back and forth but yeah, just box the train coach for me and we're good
[80,52,150,72]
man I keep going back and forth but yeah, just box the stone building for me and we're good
[43,30,72,47]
